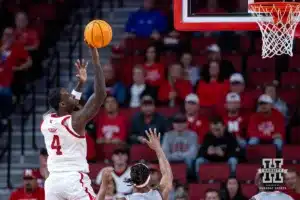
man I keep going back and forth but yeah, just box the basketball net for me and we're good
[249,2,300,58]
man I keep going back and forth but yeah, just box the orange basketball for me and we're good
[84,20,112,48]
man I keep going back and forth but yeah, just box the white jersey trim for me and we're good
[60,115,85,139]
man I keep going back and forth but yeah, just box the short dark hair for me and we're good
[48,88,62,111]
[40,148,48,156]
[205,188,220,198]
[124,163,150,186]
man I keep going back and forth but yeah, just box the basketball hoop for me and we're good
[249,2,300,58]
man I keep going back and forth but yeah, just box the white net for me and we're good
[249,3,300,58]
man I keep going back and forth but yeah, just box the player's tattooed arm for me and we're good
[142,129,173,200]
[72,47,107,134]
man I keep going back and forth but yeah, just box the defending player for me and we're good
[97,128,173,200]
[41,46,106,200]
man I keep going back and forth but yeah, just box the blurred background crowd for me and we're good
[1,0,300,200]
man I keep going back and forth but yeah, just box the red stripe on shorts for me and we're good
[79,172,95,200]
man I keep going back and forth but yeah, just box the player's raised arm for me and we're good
[142,128,173,200]
[96,167,114,200]
[72,47,107,133]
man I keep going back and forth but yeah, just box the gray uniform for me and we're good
[251,191,294,200]
[125,190,162,200]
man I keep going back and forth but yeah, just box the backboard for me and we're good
[174,0,300,31]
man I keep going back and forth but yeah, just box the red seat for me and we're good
[132,55,144,65]
[156,107,179,117]
[236,164,260,182]
[160,53,177,67]
[171,163,187,184]
[254,38,263,54]
[278,89,299,106]
[199,163,230,182]
[291,127,300,145]
[28,3,56,21]
[248,72,275,88]
[289,55,300,71]
[95,144,120,161]
[246,145,277,162]
[247,55,275,72]
[281,72,300,88]
[89,163,108,180]
[191,37,217,54]
[193,55,207,66]
[283,145,300,162]
[130,144,157,162]
[239,35,251,53]
[188,183,220,200]
[124,38,152,55]
[241,184,258,198]
[223,55,242,72]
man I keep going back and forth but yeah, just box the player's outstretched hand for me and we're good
[75,59,88,84]
[142,128,161,151]
[101,167,114,186]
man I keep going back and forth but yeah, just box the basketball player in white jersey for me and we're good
[97,128,173,200]
[250,172,294,200]
[41,46,107,200]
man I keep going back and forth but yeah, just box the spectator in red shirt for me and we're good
[283,169,300,199]
[96,95,127,144]
[143,45,165,88]
[197,61,229,106]
[9,169,45,200]
[184,93,209,144]
[247,94,285,151]
[158,63,192,106]
[0,27,32,118]
[14,12,40,51]
[222,92,248,148]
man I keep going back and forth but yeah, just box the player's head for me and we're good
[48,88,77,114]
[285,168,299,190]
[112,147,129,166]
[205,188,220,200]
[125,163,151,189]
[225,92,241,112]
[23,169,38,192]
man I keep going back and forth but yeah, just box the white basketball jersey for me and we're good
[125,190,162,200]
[251,191,294,200]
[41,113,89,173]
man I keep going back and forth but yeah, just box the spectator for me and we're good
[222,93,248,148]
[228,73,254,110]
[0,27,32,118]
[96,95,127,144]
[283,169,300,199]
[38,148,48,187]
[158,63,192,106]
[143,45,165,88]
[184,93,209,144]
[86,64,126,106]
[9,169,45,200]
[129,95,169,144]
[162,113,198,173]
[195,117,239,177]
[14,12,39,51]
[205,188,221,200]
[197,60,229,106]
[180,52,200,87]
[264,83,289,124]
[127,65,156,108]
[247,94,285,151]
[205,44,235,79]
[148,164,162,188]
[221,177,247,200]
[125,0,167,38]
[96,147,132,194]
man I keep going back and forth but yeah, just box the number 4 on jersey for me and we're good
[51,135,62,155]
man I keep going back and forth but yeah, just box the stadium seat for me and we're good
[171,163,187,184]
[193,55,207,66]
[289,55,300,71]
[95,144,120,161]
[130,144,157,162]
[278,89,299,106]
[198,106,216,119]
[283,145,300,163]
[156,107,179,117]
[246,145,277,162]
[28,3,56,21]
[248,71,276,88]
[291,126,300,145]
[132,55,144,65]
[223,54,242,72]
[191,37,217,54]
[241,184,258,198]
[281,72,300,88]
[188,183,220,200]
[239,35,251,53]
[124,38,152,55]
[199,163,230,182]
[160,53,177,67]
[247,55,276,72]
[89,163,108,180]
[236,164,261,183]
